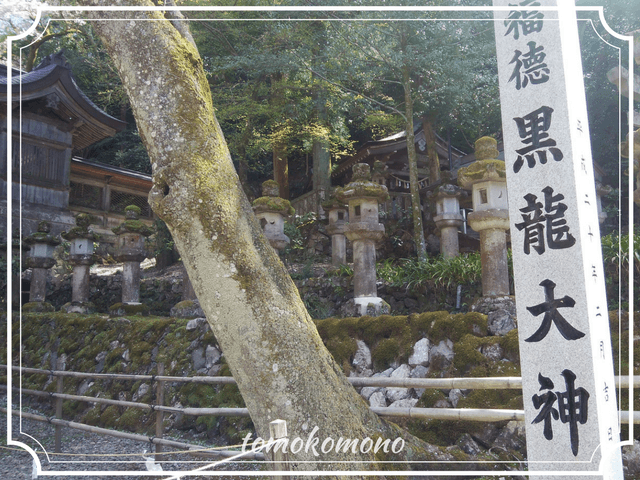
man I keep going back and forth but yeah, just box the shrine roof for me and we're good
[0,53,126,150]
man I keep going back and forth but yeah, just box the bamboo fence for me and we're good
[0,406,265,460]
[2,364,638,461]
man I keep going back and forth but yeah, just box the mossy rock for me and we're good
[108,303,150,317]
[22,302,55,313]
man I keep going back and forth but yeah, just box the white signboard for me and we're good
[493,0,623,477]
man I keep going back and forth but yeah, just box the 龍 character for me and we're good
[514,187,575,254]
[542,186,575,250]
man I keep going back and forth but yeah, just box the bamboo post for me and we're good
[269,419,289,480]
[155,363,164,461]
[54,358,64,453]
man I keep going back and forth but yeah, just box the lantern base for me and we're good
[60,301,96,314]
[108,302,150,317]
[340,297,390,317]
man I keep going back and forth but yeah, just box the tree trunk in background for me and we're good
[271,74,289,199]
[311,22,332,209]
[422,115,441,185]
[312,80,331,207]
[83,4,441,474]
[273,139,289,199]
[401,65,427,261]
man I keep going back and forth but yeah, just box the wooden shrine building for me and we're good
[0,52,152,243]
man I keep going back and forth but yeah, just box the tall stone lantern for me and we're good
[335,163,390,316]
[23,221,60,312]
[252,180,295,252]
[61,214,99,314]
[458,137,510,297]
[430,184,467,259]
[322,196,348,266]
[111,205,154,314]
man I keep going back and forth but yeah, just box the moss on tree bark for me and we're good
[82,2,461,474]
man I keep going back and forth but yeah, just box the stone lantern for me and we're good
[61,214,99,313]
[323,196,348,266]
[252,180,295,252]
[23,221,60,312]
[110,205,154,315]
[430,184,467,259]
[458,137,510,297]
[335,163,390,316]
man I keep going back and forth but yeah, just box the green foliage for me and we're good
[377,254,483,290]
[327,263,354,278]
[283,212,318,262]
[601,228,640,311]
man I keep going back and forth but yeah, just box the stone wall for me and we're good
[43,270,183,315]
[2,310,636,468]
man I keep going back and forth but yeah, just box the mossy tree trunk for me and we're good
[421,115,441,185]
[83,4,441,474]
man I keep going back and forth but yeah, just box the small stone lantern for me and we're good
[335,163,390,316]
[110,205,154,315]
[430,184,467,259]
[252,180,295,252]
[323,196,349,266]
[23,221,60,312]
[458,137,510,297]
[61,214,99,313]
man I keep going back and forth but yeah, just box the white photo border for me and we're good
[4,2,634,477]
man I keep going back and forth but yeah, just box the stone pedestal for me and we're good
[458,137,510,297]
[323,197,348,266]
[110,206,154,315]
[61,214,98,314]
[23,221,59,312]
[252,180,294,252]
[336,163,390,317]
[430,184,466,259]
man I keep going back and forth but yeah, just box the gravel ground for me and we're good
[0,395,264,479]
